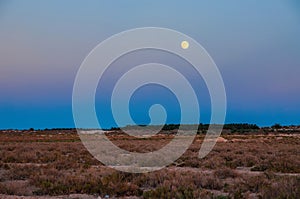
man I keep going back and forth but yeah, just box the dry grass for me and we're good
[0,130,299,198]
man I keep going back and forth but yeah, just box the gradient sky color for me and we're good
[0,0,300,129]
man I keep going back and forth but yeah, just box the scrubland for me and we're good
[0,129,299,198]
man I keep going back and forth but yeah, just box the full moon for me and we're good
[181,41,189,49]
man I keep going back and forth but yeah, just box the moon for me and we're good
[181,41,189,49]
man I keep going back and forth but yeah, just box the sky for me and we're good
[0,0,300,129]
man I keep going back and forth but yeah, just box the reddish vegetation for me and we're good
[0,130,299,198]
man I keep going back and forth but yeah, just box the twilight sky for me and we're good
[0,0,300,129]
